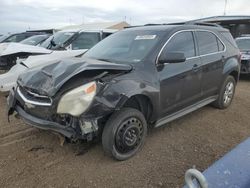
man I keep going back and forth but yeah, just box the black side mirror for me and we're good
[158,52,186,64]
[50,40,56,47]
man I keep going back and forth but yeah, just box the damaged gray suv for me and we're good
[7,23,240,160]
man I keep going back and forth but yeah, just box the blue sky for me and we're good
[0,0,250,34]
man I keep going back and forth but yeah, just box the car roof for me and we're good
[124,24,228,33]
[59,29,118,33]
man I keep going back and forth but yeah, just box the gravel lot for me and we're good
[0,77,249,188]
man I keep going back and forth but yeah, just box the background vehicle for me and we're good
[0,29,116,91]
[20,34,51,46]
[0,50,86,92]
[0,29,116,70]
[8,23,240,160]
[0,32,45,43]
[235,36,250,74]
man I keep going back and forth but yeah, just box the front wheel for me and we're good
[212,75,236,109]
[102,108,147,161]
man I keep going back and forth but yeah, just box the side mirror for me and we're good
[158,52,186,64]
[50,40,56,47]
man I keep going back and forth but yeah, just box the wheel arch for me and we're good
[223,57,240,82]
[229,70,239,82]
[118,94,154,123]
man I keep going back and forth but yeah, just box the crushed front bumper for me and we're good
[7,90,75,138]
[7,88,98,140]
[15,105,75,138]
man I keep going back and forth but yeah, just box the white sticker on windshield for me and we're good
[64,32,75,36]
[135,35,156,40]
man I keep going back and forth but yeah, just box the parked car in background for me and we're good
[19,34,51,46]
[0,42,52,70]
[0,29,116,91]
[0,50,87,92]
[39,29,114,50]
[235,36,250,74]
[0,32,45,43]
[0,29,116,70]
[7,23,240,160]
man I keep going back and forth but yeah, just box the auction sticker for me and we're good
[135,35,156,40]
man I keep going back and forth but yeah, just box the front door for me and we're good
[158,31,202,118]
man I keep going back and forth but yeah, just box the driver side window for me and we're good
[162,31,196,59]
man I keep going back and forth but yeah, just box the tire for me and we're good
[102,108,147,161]
[212,75,236,109]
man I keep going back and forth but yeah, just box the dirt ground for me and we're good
[0,77,249,188]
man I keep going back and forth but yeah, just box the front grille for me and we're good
[17,86,52,106]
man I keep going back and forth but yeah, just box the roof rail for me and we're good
[165,21,222,27]
[124,25,143,29]
[125,24,163,29]
[124,21,222,29]
[144,23,163,26]
[185,21,222,27]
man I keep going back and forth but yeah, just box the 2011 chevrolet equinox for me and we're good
[7,23,240,160]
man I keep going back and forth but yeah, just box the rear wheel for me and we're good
[212,75,236,109]
[102,108,147,161]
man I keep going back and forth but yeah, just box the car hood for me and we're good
[17,57,132,97]
[0,42,52,56]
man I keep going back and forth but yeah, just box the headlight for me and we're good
[57,81,96,116]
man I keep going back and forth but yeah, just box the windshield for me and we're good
[3,33,29,42]
[235,38,250,50]
[40,31,76,49]
[20,35,50,46]
[84,30,162,64]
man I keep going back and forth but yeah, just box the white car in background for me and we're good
[0,50,86,92]
[0,29,116,70]
[0,29,116,92]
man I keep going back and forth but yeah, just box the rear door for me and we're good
[158,31,202,117]
[195,31,225,99]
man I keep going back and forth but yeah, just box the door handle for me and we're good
[192,64,200,72]
[222,55,226,63]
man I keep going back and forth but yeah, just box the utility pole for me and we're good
[224,0,228,15]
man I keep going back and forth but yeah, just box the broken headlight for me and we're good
[57,81,96,116]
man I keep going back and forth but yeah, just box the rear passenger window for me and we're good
[164,31,195,58]
[217,39,224,51]
[196,31,219,55]
[220,31,238,48]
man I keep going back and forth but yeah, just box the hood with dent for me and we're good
[17,57,132,97]
[0,42,52,56]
